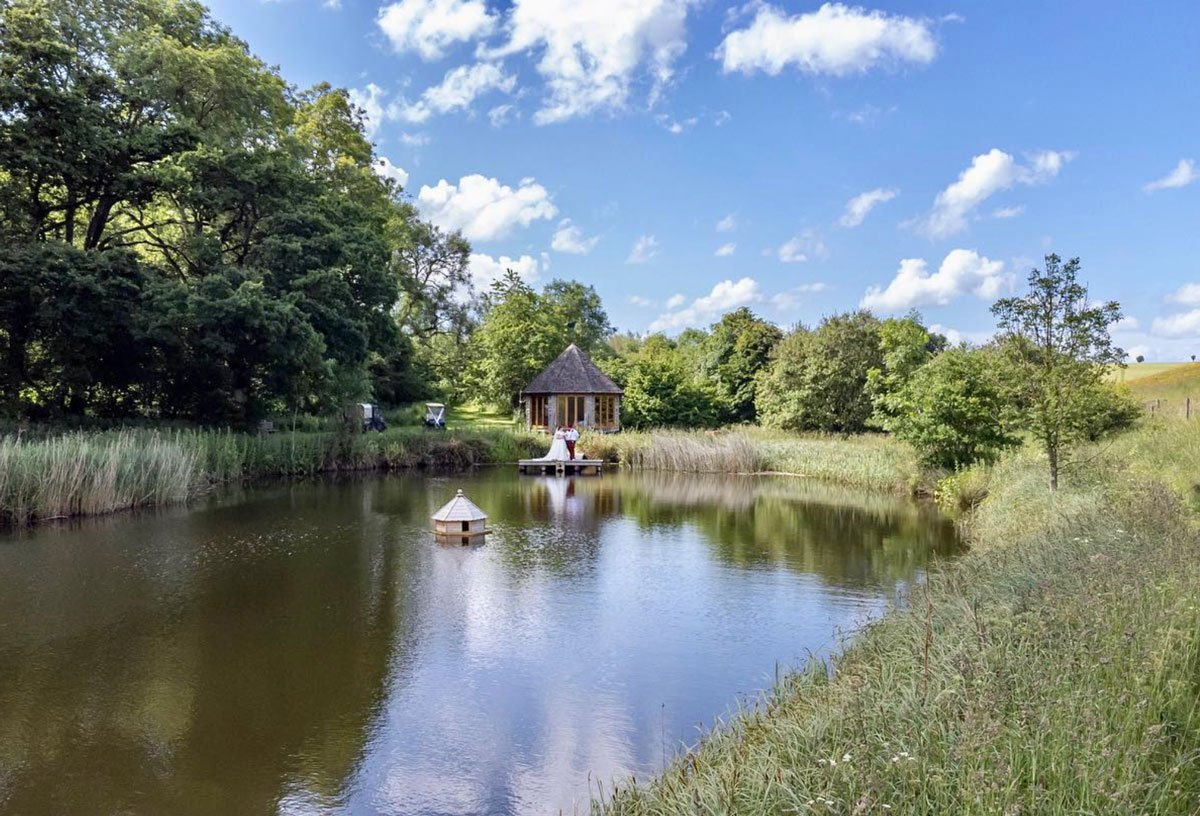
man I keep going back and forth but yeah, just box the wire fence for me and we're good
[1145,398,1199,419]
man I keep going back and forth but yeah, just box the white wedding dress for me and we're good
[538,430,571,461]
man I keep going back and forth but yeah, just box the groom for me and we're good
[565,425,579,460]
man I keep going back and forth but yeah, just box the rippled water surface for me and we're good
[0,469,957,816]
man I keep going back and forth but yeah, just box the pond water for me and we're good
[0,469,957,816]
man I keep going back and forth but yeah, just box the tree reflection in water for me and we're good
[0,469,957,816]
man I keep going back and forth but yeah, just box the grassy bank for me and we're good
[0,426,545,526]
[584,429,925,494]
[594,421,1200,814]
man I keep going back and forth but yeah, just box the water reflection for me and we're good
[0,470,957,816]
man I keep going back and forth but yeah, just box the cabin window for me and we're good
[596,396,616,428]
[461,521,470,532]
[556,395,586,428]
[529,395,548,427]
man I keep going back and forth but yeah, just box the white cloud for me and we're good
[717,3,937,76]
[348,83,387,138]
[393,62,516,123]
[1152,310,1200,338]
[716,213,736,232]
[650,277,762,332]
[666,293,687,309]
[928,322,964,345]
[1113,316,1140,331]
[373,157,409,187]
[400,132,432,147]
[418,174,557,241]
[1144,159,1198,192]
[860,249,1006,312]
[627,234,660,264]
[1126,344,1151,362]
[377,0,496,60]
[488,103,517,127]
[777,229,827,263]
[839,187,897,227]
[1168,283,1200,306]
[629,295,655,307]
[992,205,1024,219]
[486,0,693,124]
[467,252,542,291]
[771,282,827,311]
[715,242,736,257]
[918,148,1074,238]
[551,219,599,254]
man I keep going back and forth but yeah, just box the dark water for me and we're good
[0,470,957,816]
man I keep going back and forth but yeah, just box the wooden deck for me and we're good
[517,459,604,476]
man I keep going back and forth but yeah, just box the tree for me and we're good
[991,255,1125,490]
[755,311,883,433]
[607,335,721,428]
[866,313,943,428]
[701,308,782,423]
[882,347,1019,469]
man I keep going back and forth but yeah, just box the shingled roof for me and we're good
[521,344,623,395]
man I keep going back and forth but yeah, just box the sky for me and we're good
[204,0,1200,360]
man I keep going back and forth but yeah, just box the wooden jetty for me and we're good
[517,459,604,476]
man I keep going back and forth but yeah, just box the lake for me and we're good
[0,469,957,816]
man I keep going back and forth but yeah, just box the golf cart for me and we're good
[424,402,447,430]
[358,403,387,432]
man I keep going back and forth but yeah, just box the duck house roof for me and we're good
[521,344,623,396]
[431,489,487,522]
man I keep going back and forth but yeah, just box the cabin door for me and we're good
[556,395,585,427]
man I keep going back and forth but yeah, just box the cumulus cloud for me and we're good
[551,219,599,254]
[716,213,736,232]
[377,0,496,60]
[715,242,736,257]
[1152,310,1200,338]
[486,0,693,124]
[717,3,937,76]
[393,62,516,123]
[467,252,543,292]
[840,187,898,227]
[771,282,827,311]
[1144,159,1198,192]
[627,235,660,264]
[777,229,827,263]
[418,174,557,241]
[348,83,387,138]
[918,148,1074,238]
[650,277,762,332]
[1168,282,1200,305]
[373,157,409,187]
[860,249,1006,312]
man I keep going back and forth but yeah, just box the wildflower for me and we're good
[842,753,852,763]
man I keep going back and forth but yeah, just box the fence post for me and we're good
[1188,397,1192,420]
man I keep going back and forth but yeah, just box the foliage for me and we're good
[602,335,722,429]
[866,313,944,428]
[700,307,783,423]
[755,311,884,434]
[992,254,1126,490]
[880,347,1020,469]
[0,0,469,425]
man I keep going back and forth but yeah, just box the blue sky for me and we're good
[206,0,1199,359]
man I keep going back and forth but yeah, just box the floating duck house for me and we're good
[431,489,488,537]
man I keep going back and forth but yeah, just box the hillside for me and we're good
[1116,362,1200,413]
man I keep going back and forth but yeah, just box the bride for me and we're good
[537,427,571,461]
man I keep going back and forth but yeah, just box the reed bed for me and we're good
[0,426,547,525]
[595,431,1200,815]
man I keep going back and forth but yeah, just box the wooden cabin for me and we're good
[521,344,623,433]
[431,489,488,537]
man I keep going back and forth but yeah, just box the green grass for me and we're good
[0,426,547,526]
[594,426,1200,815]
[1114,363,1200,416]
[1111,361,1193,383]
[447,402,523,430]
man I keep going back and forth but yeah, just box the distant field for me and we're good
[1114,362,1200,413]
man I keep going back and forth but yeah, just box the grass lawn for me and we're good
[444,403,522,431]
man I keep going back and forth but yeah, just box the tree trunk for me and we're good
[1048,444,1059,492]
[84,195,117,250]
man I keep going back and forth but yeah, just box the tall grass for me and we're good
[0,426,548,526]
[604,429,925,493]
[594,431,1200,814]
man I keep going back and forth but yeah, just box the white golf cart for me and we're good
[424,402,447,430]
